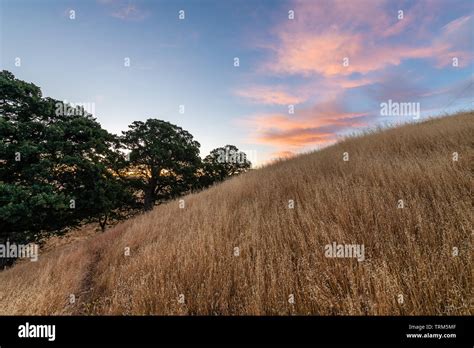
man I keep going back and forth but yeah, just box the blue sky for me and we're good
[1,0,473,165]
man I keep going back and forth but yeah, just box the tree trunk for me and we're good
[99,214,108,232]
[144,177,157,211]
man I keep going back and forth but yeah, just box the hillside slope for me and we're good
[0,112,472,315]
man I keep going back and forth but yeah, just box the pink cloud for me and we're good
[263,1,470,77]
[271,150,296,160]
[237,0,473,159]
[267,29,437,78]
[111,4,146,20]
[432,15,474,67]
[234,86,305,105]
[244,97,370,151]
[98,0,148,21]
[442,15,471,35]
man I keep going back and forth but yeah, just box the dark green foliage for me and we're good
[0,71,136,248]
[122,119,201,211]
[202,144,251,184]
[0,71,251,262]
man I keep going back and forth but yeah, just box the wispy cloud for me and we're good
[271,150,296,160]
[236,0,473,161]
[98,0,148,21]
[243,96,371,151]
[263,2,471,77]
[234,86,306,105]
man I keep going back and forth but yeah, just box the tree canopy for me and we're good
[0,71,134,247]
[203,145,252,182]
[0,71,252,266]
[122,119,202,210]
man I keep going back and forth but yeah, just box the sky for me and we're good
[1,0,473,165]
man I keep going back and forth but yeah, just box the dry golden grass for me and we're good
[0,112,472,315]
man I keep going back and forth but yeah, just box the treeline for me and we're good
[0,70,251,253]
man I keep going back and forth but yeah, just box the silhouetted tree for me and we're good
[122,119,201,211]
[0,71,137,251]
[202,144,251,183]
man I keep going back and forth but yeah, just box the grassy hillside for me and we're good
[0,112,472,315]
